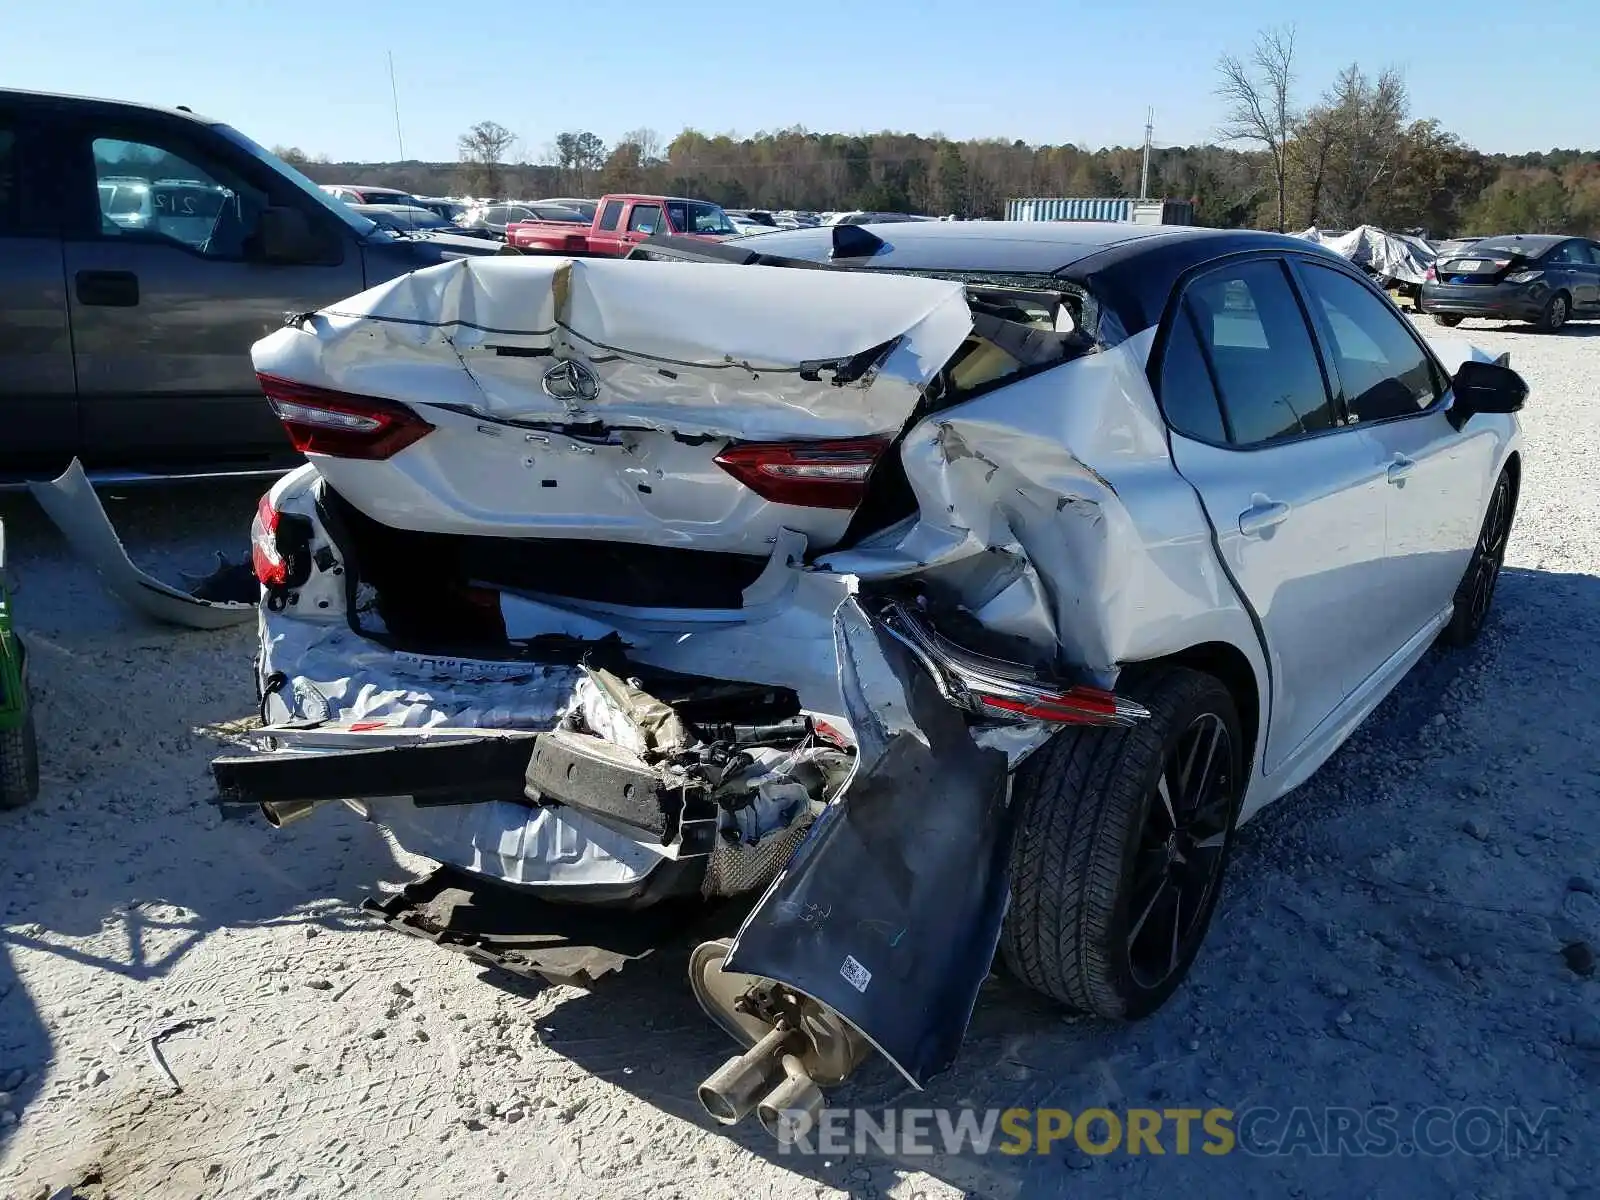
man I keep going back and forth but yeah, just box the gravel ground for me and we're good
[1,318,1597,1200]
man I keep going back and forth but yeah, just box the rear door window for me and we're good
[1183,259,1336,446]
[0,126,18,234]
[1156,301,1229,444]
[1296,262,1444,423]
[627,204,662,235]
[1547,241,1586,265]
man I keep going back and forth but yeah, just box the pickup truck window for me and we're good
[91,138,264,258]
[627,204,662,235]
[669,200,736,236]
[598,199,623,231]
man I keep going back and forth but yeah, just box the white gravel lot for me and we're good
[1,317,1597,1200]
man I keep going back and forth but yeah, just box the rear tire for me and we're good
[1432,314,1463,328]
[1534,292,1569,333]
[1000,667,1243,1019]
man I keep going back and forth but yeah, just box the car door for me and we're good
[1293,258,1498,658]
[1576,241,1600,312]
[57,113,365,468]
[0,101,79,475]
[1543,240,1593,311]
[1158,256,1390,775]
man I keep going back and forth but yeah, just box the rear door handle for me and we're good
[1386,454,1416,484]
[1238,494,1291,537]
[75,270,140,307]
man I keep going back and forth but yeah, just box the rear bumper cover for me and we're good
[1418,282,1545,319]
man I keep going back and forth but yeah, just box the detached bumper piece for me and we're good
[362,864,709,987]
[875,596,1150,726]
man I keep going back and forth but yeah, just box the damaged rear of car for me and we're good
[213,229,1520,1134]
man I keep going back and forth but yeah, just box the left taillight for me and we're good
[257,373,435,461]
[713,437,890,510]
[251,492,286,587]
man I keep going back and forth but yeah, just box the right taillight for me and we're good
[713,437,890,510]
[251,492,286,587]
[257,373,434,461]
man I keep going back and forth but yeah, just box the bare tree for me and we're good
[623,127,664,166]
[457,121,518,197]
[1319,65,1409,226]
[1216,26,1299,231]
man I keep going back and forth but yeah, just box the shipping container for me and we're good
[1005,197,1194,226]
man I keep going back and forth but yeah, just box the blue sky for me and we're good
[4,0,1593,161]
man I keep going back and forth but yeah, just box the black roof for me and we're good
[0,86,220,127]
[734,220,1343,335]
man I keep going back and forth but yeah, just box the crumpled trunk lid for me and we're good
[250,256,974,555]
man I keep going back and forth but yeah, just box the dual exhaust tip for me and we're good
[697,1025,825,1142]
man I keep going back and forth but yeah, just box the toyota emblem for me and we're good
[541,358,600,404]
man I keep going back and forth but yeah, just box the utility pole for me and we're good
[388,51,406,161]
[1140,107,1153,201]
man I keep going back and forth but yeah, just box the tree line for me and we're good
[273,29,1599,238]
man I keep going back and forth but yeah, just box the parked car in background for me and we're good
[224,221,1524,1137]
[321,183,425,208]
[413,195,469,223]
[1421,233,1600,331]
[0,87,500,481]
[350,203,463,232]
[504,194,735,255]
[540,197,598,222]
[458,202,588,239]
[726,209,777,227]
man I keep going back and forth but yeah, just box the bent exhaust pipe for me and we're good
[259,798,329,828]
[697,1025,798,1125]
[757,1054,826,1144]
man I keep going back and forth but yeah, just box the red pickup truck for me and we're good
[504,194,738,256]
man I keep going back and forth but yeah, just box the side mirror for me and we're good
[1448,358,1527,429]
[257,206,325,264]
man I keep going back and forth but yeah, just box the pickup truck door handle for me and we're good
[1386,454,1417,484]
[75,270,140,307]
[1238,494,1291,537]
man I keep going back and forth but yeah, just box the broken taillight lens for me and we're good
[713,437,890,510]
[251,492,286,587]
[875,598,1151,728]
[257,373,435,460]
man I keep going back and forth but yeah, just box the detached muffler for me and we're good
[690,938,867,1138]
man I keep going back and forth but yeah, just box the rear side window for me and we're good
[1547,241,1586,265]
[598,199,623,231]
[1183,260,1335,447]
[1157,302,1229,444]
[627,204,662,234]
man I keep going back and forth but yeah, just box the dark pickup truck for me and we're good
[0,88,499,484]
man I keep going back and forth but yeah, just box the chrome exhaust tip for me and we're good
[259,798,327,828]
[696,1025,796,1126]
[756,1054,826,1144]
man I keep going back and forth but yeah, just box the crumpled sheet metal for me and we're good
[819,331,1233,683]
[28,459,256,630]
[724,595,1013,1088]
[251,255,975,443]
